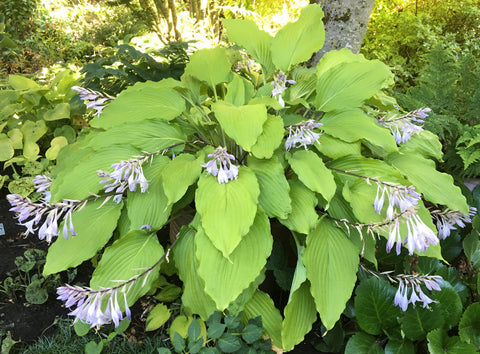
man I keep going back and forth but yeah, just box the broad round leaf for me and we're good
[250,114,284,159]
[400,306,444,341]
[459,303,480,349]
[427,329,477,354]
[43,103,70,121]
[146,303,171,331]
[184,47,231,89]
[345,332,383,354]
[354,277,400,335]
[45,136,68,160]
[303,218,359,330]
[196,166,259,257]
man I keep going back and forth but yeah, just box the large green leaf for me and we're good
[385,339,415,354]
[386,153,469,214]
[127,155,171,231]
[43,103,70,121]
[225,74,255,106]
[161,154,202,205]
[183,47,232,89]
[212,101,267,151]
[90,81,186,129]
[354,277,401,335]
[43,199,123,276]
[242,291,283,348]
[8,75,39,90]
[400,306,444,341]
[459,303,480,349]
[250,114,284,159]
[195,210,272,310]
[278,179,318,234]
[247,156,291,219]
[315,58,392,112]
[271,4,325,72]
[84,119,187,152]
[50,145,139,201]
[196,166,259,257]
[223,19,275,75]
[90,230,164,306]
[287,150,336,203]
[427,329,477,354]
[303,218,359,330]
[0,134,14,161]
[399,131,443,161]
[314,134,361,159]
[174,226,217,320]
[321,109,397,153]
[463,231,480,269]
[281,281,317,351]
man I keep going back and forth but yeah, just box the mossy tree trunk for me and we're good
[310,0,375,65]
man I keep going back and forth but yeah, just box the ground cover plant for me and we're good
[4,2,480,353]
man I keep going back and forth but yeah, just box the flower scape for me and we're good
[6,4,478,351]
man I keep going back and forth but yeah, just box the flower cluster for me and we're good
[433,207,477,239]
[97,157,150,203]
[379,108,431,144]
[373,183,439,255]
[201,146,239,184]
[33,175,52,202]
[285,120,323,151]
[7,194,81,243]
[393,274,442,311]
[271,71,295,107]
[57,284,131,328]
[71,86,114,117]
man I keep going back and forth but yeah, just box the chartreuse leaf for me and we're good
[196,167,259,257]
[91,81,186,129]
[8,75,39,90]
[223,18,274,75]
[90,230,163,307]
[250,114,284,159]
[0,134,14,161]
[243,291,283,348]
[84,119,187,152]
[287,150,336,203]
[303,218,359,330]
[321,109,397,153]
[354,277,400,335]
[315,58,392,112]
[281,281,317,351]
[43,103,70,121]
[316,48,367,76]
[459,303,480,349]
[386,153,469,214]
[161,153,202,205]
[400,305,444,341]
[146,303,171,331]
[21,120,47,160]
[399,131,443,161]
[174,226,217,320]
[45,136,68,160]
[50,145,139,201]
[44,199,123,276]
[7,129,22,149]
[279,180,318,234]
[247,156,291,219]
[212,102,267,151]
[127,155,171,231]
[170,316,206,341]
[345,332,383,354]
[428,329,477,354]
[227,271,265,316]
[225,74,254,106]
[195,210,272,310]
[271,4,325,72]
[184,47,231,89]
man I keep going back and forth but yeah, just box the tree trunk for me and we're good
[310,0,375,66]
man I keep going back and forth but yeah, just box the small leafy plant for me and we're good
[6,4,479,352]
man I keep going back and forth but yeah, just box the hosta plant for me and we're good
[7,4,477,352]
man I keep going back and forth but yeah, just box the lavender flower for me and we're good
[271,71,295,108]
[285,120,323,151]
[57,284,131,328]
[379,108,431,144]
[7,194,81,242]
[385,209,439,255]
[201,147,239,184]
[71,86,114,117]
[393,274,442,311]
[97,157,149,203]
[373,184,421,220]
[433,207,476,239]
[33,175,52,202]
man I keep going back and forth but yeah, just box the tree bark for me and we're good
[310,0,375,66]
